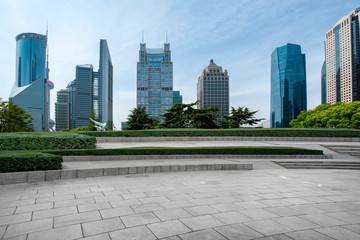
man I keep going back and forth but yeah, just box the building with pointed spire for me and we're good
[137,42,173,120]
[9,32,53,131]
[197,59,229,123]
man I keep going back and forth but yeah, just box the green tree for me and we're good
[161,101,219,129]
[290,101,360,129]
[87,110,99,131]
[126,105,156,130]
[0,101,34,132]
[221,106,264,128]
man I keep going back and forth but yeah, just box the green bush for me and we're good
[0,151,62,173]
[47,146,323,156]
[0,132,96,150]
[78,128,360,138]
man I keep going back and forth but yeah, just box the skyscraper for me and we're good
[321,60,327,104]
[98,40,113,124]
[197,59,229,123]
[55,80,75,131]
[173,91,183,105]
[325,8,360,104]
[137,42,173,120]
[271,43,307,128]
[9,32,53,131]
[74,64,94,128]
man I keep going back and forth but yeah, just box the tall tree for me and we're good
[0,101,33,132]
[126,105,156,130]
[161,101,219,129]
[222,106,264,128]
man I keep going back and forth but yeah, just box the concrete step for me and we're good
[275,161,360,170]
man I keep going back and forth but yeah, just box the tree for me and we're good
[161,101,219,129]
[290,101,360,129]
[87,110,99,131]
[126,105,156,130]
[221,106,264,128]
[0,101,34,132]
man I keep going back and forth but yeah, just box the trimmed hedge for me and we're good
[46,146,323,156]
[0,151,62,173]
[78,128,360,138]
[0,132,96,150]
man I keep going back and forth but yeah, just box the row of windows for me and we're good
[206,73,225,76]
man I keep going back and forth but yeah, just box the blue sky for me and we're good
[0,0,358,128]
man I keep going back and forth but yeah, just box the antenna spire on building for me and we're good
[166,31,168,43]
[142,30,144,44]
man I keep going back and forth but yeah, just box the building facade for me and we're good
[98,40,113,124]
[270,43,307,128]
[55,80,75,131]
[197,59,229,123]
[9,32,53,131]
[173,91,182,105]
[325,8,360,104]
[137,43,173,120]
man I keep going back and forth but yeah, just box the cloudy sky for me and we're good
[0,0,358,128]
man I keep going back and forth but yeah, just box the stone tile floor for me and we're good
[0,169,360,239]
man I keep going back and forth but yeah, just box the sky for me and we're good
[0,0,358,129]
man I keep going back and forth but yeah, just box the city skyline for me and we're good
[0,0,358,129]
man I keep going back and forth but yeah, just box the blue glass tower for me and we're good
[98,40,113,125]
[173,91,182,105]
[270,43,307,128]
[10,33,52,132]
[137,43,173,120]
[321,60,326,104]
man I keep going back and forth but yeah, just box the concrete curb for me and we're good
[63,154,332,162]
[0,163,253,185]
[96,136,360,143]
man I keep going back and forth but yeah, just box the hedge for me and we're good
[0,151,62,173]
[78,128,360,138]
[0,132,96,150]
[47,146,323,156]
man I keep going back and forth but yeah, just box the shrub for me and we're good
[47,146,323,156]
[0,151,62,173]
[78,128,360,138]
[0,132,96,150]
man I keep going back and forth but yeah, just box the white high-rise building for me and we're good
[325,8,360,104]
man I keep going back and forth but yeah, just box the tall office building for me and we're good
[74,64,94,128]
[321,61,327,104]
[271,43,307,128]
[9,32,53,131]
[55,80,75,131]
[137,42,173,120]
[325,8,360,104]
[197,59,229,123]
[173,91,182,105]
[98,40,113,124]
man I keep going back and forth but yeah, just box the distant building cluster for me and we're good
[55,40,113,131]
[8,8,360,131]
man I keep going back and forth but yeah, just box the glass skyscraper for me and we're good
[98,40,113,124]
[321,60,327,104]
[325,8,360,104]
[197,59,229,123]
[173,91,182,105]
[9,32,53,132]
[137,42,173,120]
[270,43,307,128]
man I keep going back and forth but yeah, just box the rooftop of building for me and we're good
[16,33,47,41]
[330,7,360,30]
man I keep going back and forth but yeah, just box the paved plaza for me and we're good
[1,168,360,239]
[1,138,360,239]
